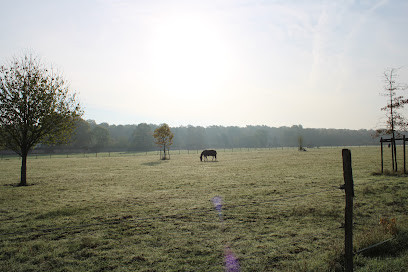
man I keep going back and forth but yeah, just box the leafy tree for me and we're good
[0,54,82,185]
[108,124,132,150]
[90,125,110,153]
[153,123,174,160]
[376,68,408,171]
[131,123,154,151]
[254,129,268,148]
[186,125,207,150]
[71,119,92,150]
[99,122,109,129]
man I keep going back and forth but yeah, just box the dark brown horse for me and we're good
[200,150,217,161]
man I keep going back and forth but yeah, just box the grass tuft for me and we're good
[372,169,408,177]
[35,207,88,220]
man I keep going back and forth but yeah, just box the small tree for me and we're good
[0,53,82,185]
[376,68,408,171]
[153,123,174,160]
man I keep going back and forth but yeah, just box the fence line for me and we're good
[0,178,397,271]
[1,148,399,271]
[0,187,346,272]
[0,145,380,161]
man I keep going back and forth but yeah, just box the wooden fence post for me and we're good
[402,135,406,175]
[394,138,398,172]
[342,149,354,272]
[380,138,384,174]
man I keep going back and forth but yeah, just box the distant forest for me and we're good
[15,119,381,154]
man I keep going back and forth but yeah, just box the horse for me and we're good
[200,150,217,161]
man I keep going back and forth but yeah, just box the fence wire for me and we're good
[0,185,342,240]
[1,181,381,271]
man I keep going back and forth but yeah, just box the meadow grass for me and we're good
[1,147,408,271]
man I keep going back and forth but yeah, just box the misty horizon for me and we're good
[1,1,408,131]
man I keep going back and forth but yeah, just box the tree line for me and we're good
[0,52,403,186]
[23,120,379,154]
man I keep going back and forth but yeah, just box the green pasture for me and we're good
[1,147,408,271]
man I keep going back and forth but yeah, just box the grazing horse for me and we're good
[200,150,217,161]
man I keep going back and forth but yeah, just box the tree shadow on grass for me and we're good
[3,183,37,187]
[141,161,165,166]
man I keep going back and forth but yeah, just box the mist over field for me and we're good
[2,1,408,271]
[5,120,379,155]
[1,1,408,130]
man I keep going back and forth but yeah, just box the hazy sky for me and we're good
[1,0,408,129]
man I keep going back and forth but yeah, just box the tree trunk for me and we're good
[20,153,28,186]
[394,139,398,172]
[391,140,395,171]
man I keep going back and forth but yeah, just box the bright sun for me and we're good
[147,13,233,101]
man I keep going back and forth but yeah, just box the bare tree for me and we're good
[376,68,408,171]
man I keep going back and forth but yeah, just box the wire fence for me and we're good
[1,180,399,271]
[0,188,343,272]
[0,186,342,239]
[0,145,379,161]
[0,147,400,271]
[0,186,350,266]
[0,181,349,272]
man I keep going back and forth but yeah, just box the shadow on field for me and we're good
[3,183,37,187]
[142,161,165,166]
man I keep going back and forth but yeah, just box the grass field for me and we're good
[1,147,408,271]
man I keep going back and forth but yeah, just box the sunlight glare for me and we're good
[147,13,232,102]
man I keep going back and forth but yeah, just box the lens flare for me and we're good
[212,196,223,220]
[224,246,240,272]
